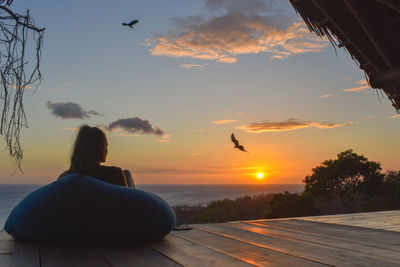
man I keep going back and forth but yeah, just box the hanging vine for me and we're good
[0,5,45,171]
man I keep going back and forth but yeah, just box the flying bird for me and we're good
[231,133,248,153]
[122,19,139,28]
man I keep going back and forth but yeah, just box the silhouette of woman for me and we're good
[58,125,135,187]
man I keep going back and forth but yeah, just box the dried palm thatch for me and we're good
[0,6,44,171]
[288,0,400,111]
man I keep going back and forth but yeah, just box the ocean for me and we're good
[0,183,303,227]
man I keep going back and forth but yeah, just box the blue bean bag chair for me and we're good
[4,174,176,244]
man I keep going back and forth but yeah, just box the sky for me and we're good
[0,0,399,184]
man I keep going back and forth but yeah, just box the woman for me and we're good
[58,125,134,187]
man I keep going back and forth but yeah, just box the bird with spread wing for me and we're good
[122,19,139,28]
[231,133,248,153]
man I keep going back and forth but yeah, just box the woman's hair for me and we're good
[70,125,107,175]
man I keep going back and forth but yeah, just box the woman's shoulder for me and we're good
[99,165,123,174]
[98,165,125,185]
[57,170,70,180]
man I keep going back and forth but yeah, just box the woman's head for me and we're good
[70,125,108,173]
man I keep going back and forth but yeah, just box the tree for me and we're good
[0,5,45,170]
[266,191,317,218]
[382,171,400,207]
[304,149,384,198]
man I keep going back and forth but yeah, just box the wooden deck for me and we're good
[1,210,400,266]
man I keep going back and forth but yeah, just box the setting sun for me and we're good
[257,173,264,179]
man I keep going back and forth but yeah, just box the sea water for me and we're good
[0,183,303,227]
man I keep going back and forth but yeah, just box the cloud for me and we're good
[390,114,400,119]
[134,168,183,174]
[213,119,238,124]
[180,63,209,70]
[343,80,370,92]
[192,152,200,157]
[133,167,228,174]
[157,134,171,142]
[147,0,327,64]
[204,0,269,13]
[19,82,70,92]
[320,94,333,98]
[238,118,347,133]
[108,117,164,136]
[12,82,69,92]
[47,101,102,119]
[11,85,33,90]
[133,164,274,175]
[186,129,206,133]
[116,133,140,137]
[356,80,368,85]
[39,83,69,92]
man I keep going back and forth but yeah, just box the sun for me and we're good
[256,173,264,179]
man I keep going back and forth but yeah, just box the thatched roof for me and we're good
[288,0,400,111]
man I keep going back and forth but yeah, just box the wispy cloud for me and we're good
[134,168,183,174]
[180,63,208,70]
[390,114,400,119]
[147,0,327,64]
[157,134,171,142]
[12,82,69,92]
[213,119,238,124]
[238,118,348,133]
[134,164,273,175]
[116,133,140,137]
[62,127,79,130]
[186,129,206,133]
[343,80,370,92]
[47,101,102,119]
[39,83,69,92]
[108,117,164,136]
[133,167,228,175]
[320,94,333,98]
[192,152,200,157]
[11,85,33,90]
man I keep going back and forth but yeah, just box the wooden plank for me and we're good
[0,231,13,254]
[235,221,400,263]
[149,233,253,266]
[41,244,109,267]
[253,219,400,251]
[0,231,40,267]
[298,211,400,231]
[194,223,400,266]
[0,231,13,241]
[99,245,181,267]
[300,210,400,222]
[2,242,40,267]
[0,255,9,266]
[172,228,327,266]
